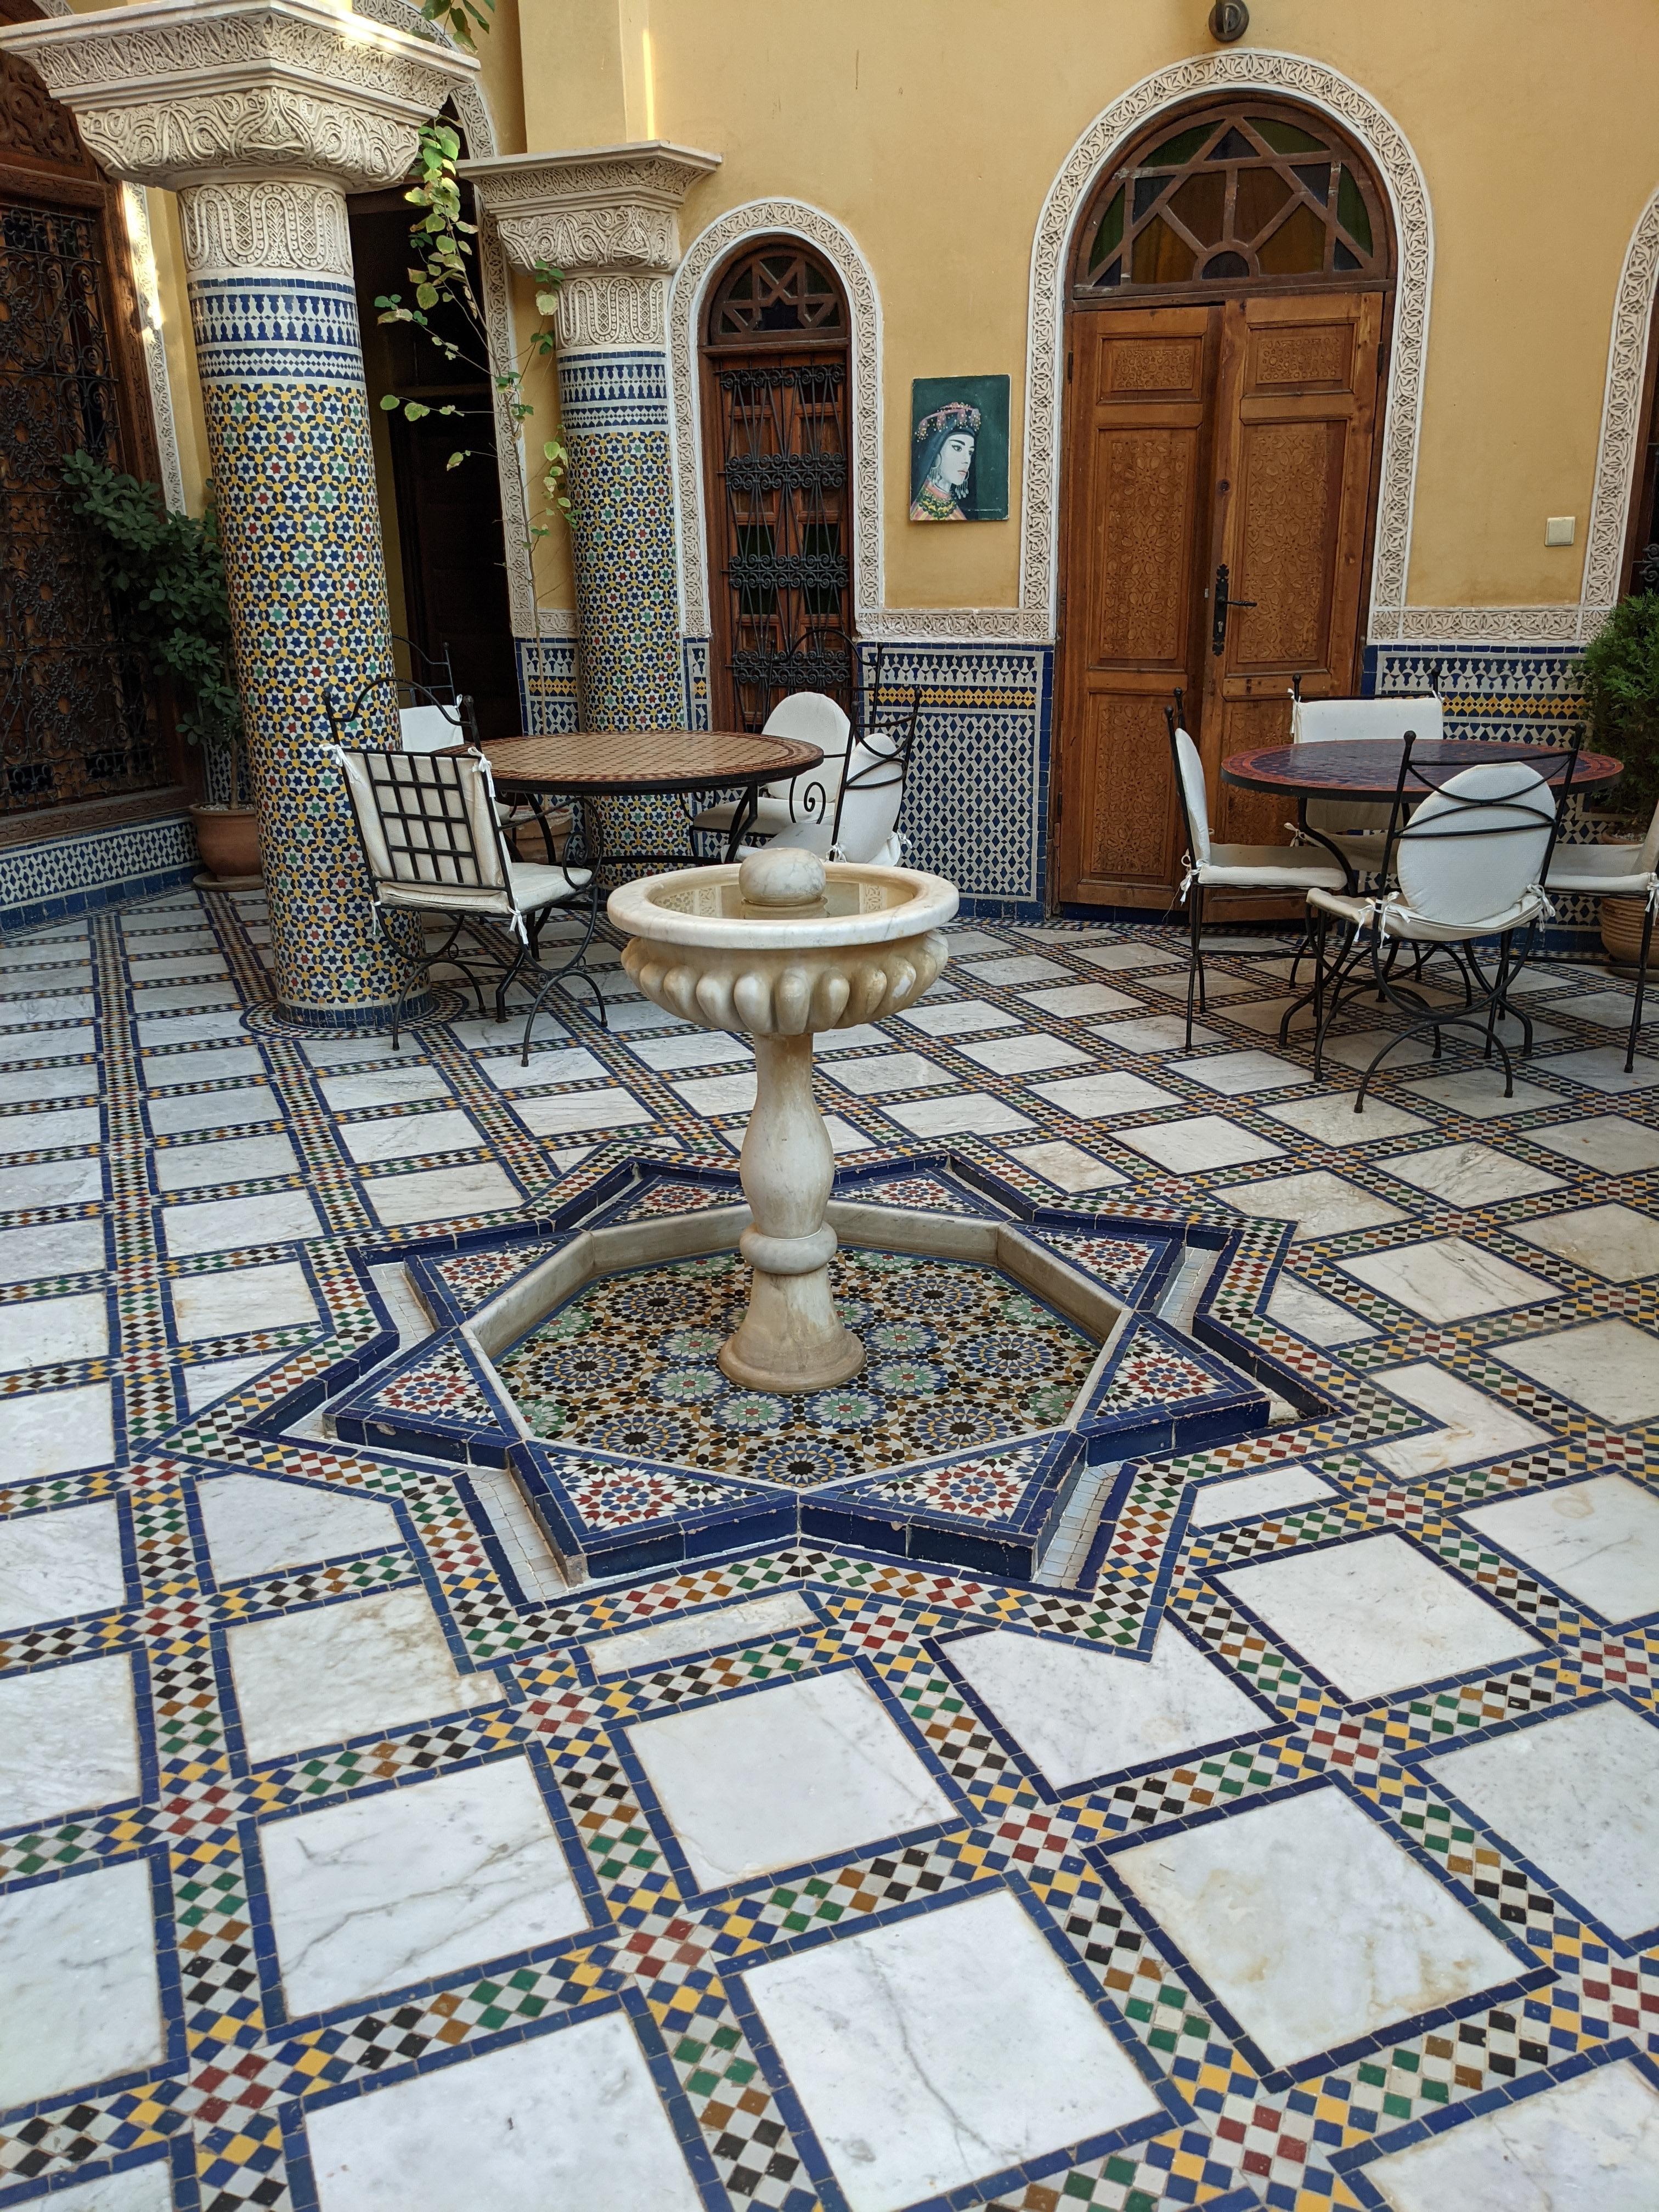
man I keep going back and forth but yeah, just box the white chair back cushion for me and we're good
[765,731,908,865]
[1173,726,1211,867]
[335,748,510,905]
[759,691,853,821]
[1291,694,1445,745]
[1396,762,1554,926]
[398,704,461,754]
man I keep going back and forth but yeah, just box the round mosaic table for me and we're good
[1220,738,1623,802]
[479,729,825,867]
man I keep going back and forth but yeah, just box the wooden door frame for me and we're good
[1050,95,1398,912]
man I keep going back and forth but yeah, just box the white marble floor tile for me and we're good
[1221,995,1316,1039]
[37,2157,176,2212]
[1552,987,1656,1029]
[1144,966,1255,999]
[1171,1049,1308,1095]
[1510,1203,1659,1282]
[1462,1474,1659,1622]
[1493,1318,1659,1424]
[1114,1115,1283,1172]
[625,1030,751,1073]
[364,1163,521,1227]
[1266,1276,1378,1345]
[198,1472,403,1583]
[1006,1139,1127,1191]
[226,1586,499,1763]
[627,1666,953,1891]
[1114,1784,1517,2072]
[947,1623,1262,1790]
[812,1024,893,1053]
[262,1755,588,2016]
[0,1290,107,1373]
[305,2006,704,2211]
[1421,1700,1659,1940]
[341,1109,482,1166]
[1,1023,97,1059]
[1526,1115,1659,1173]
[1397,1070,1561,1118]
[0,1153,105,1212]
[1221,1532,1542,1699]
[1224,1171,1406,1238]
[154,1131,300,1192]
[184,1352,285,1411]
[1369,2056,1659,2212]
[298,1035,411,1068]
[1318,1030,1439,1074]
[884,1092,1034,1138]
[143,1044,266,1091]
[0,1214,106,1283]
[127,948,229,979]
[0,1104,101,1153]
[898,996,1022,1038]
[960,953,1073,984]
[1017,981,1139,1018]
[1029,1070,1181,1119]
[478,1046,606,1090]
[0,1653,139,1829]
[1375,1140,1566,1205]
[319,1066,452,1111]
[0,1381,114,1480]
[1188,1465,1337,1527]
[1537,1045,1658,1093]
[956,1033,1092,1076]
[148,1082,281,1134]
[170,1260,317,1342]
[163,1188,322,1255]
[130,979,238,1013]
[746,1887,1155,2212]
[1076,942,1180,972]
[1090,1013,1224,1052]
[659,1071,757,1117]
[0,1857,165,2111]
[597,996,685,1034]
[586,1590,817,1675]
[1368,1365,1553,1479]
[0,1062,98,1104]
[1261,1093,1429,1147]
[1338,1236,1554,1322]
[821,1051,952,1096]
[136,1007,248,1049]
[512,1088,654,1139]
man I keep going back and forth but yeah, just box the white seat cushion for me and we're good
[1307,884,1548,943]
[691,795,797,837]
[1197,844,1347,891]
[507,860,592,910]
[1545,844,1657,896]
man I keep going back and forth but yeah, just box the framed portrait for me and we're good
[909,374,1010,522]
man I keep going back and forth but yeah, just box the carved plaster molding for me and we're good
[1582,184,1659,627]
[178,173,353,278]
[464,143,719,357]
[1372,606,1584,647]
[1025,52,1435,647]
[670,200,883,640]
[0,0,477,192]
[120,185,187,512]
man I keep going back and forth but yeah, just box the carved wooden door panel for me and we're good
[1200,291,1382,855]
[1054,304,1216,909]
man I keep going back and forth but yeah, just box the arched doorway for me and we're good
[699,241,852,730]
[1055,98,1395,910]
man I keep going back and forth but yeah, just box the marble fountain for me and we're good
[329,851,1278,1584]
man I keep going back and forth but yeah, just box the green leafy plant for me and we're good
[60,451,246,797]
[1577,588,1659,825]
[376,120,571,552]
[419,0,494,48]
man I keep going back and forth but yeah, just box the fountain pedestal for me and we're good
[610,845,958,1393]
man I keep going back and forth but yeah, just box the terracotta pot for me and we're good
[1600,892,1659,973]
[190,804,262,885]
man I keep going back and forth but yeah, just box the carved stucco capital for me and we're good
[0,0,478,193]
[463,142,719,356]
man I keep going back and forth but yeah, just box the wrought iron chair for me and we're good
[331,742,603,1063]
[1289,669,1445,874]
[1543,792,1659,1072]
[1305,733,1578,1110]
[760,647,922,864]
[1166,708,1348,1047]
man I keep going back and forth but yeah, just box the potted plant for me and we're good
[1576,587,1659,970]
[60,453,257,883]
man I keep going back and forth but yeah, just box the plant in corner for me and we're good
[1575,587,1659,970]
[59,452,258,885]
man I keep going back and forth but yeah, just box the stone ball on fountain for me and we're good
[737,845,827,913]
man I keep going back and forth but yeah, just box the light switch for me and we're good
[1545,516,1576,546]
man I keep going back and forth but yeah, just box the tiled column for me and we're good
[466,145,718,847]
[1,0,478,1023]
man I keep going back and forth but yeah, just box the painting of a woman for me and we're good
[909,400,980,521]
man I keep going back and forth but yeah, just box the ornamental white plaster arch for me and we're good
[669,200,883,640]
[1581,182,1659,637]
[1024,50,1435,647]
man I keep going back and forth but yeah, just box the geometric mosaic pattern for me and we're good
[0,884,1656,2208]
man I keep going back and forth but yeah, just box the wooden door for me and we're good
[1056,289,1383,909]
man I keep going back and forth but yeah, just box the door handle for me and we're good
[1211,563,1257,656]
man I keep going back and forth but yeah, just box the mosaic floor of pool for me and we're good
[493,1250,1101,1479]
[0,884,1656,2211]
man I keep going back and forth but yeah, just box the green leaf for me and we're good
[415,283,439,309]
[403,399,431,422]
[379,392,401,410]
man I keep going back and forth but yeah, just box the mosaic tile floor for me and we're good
[1,885,1657,2210]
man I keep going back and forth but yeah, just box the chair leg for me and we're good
[1628,899,1654,1074]
[1185,882,1204,1048]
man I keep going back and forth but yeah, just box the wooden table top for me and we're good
[1221,738,1623,801]
[478,729,822,794]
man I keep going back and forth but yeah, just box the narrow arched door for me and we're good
[1056,100,1394,911]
